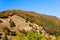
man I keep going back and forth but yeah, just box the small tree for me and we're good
[9,18,16,27]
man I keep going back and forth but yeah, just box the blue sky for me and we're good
[0,0,60,18]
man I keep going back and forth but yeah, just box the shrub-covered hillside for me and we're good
[0,10,60,40]
[0,10,60,36]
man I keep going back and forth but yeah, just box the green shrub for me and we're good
[15,30,47,40]
[27,30,47,40]
[16,32,26,40]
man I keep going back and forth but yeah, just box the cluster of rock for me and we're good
[0,15,56,40]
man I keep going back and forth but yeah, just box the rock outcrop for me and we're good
[0,15,56,40]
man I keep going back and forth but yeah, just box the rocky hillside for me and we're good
[0,10,60,40]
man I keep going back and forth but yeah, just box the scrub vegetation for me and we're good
[0,10,60,40]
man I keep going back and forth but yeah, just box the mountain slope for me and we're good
[0,10,60,40]
[0,15,48,40]
[0,10,60,35]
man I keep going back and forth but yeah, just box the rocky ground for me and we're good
[0,15,56,40]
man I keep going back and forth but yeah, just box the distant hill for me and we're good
[0,10,60,40]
